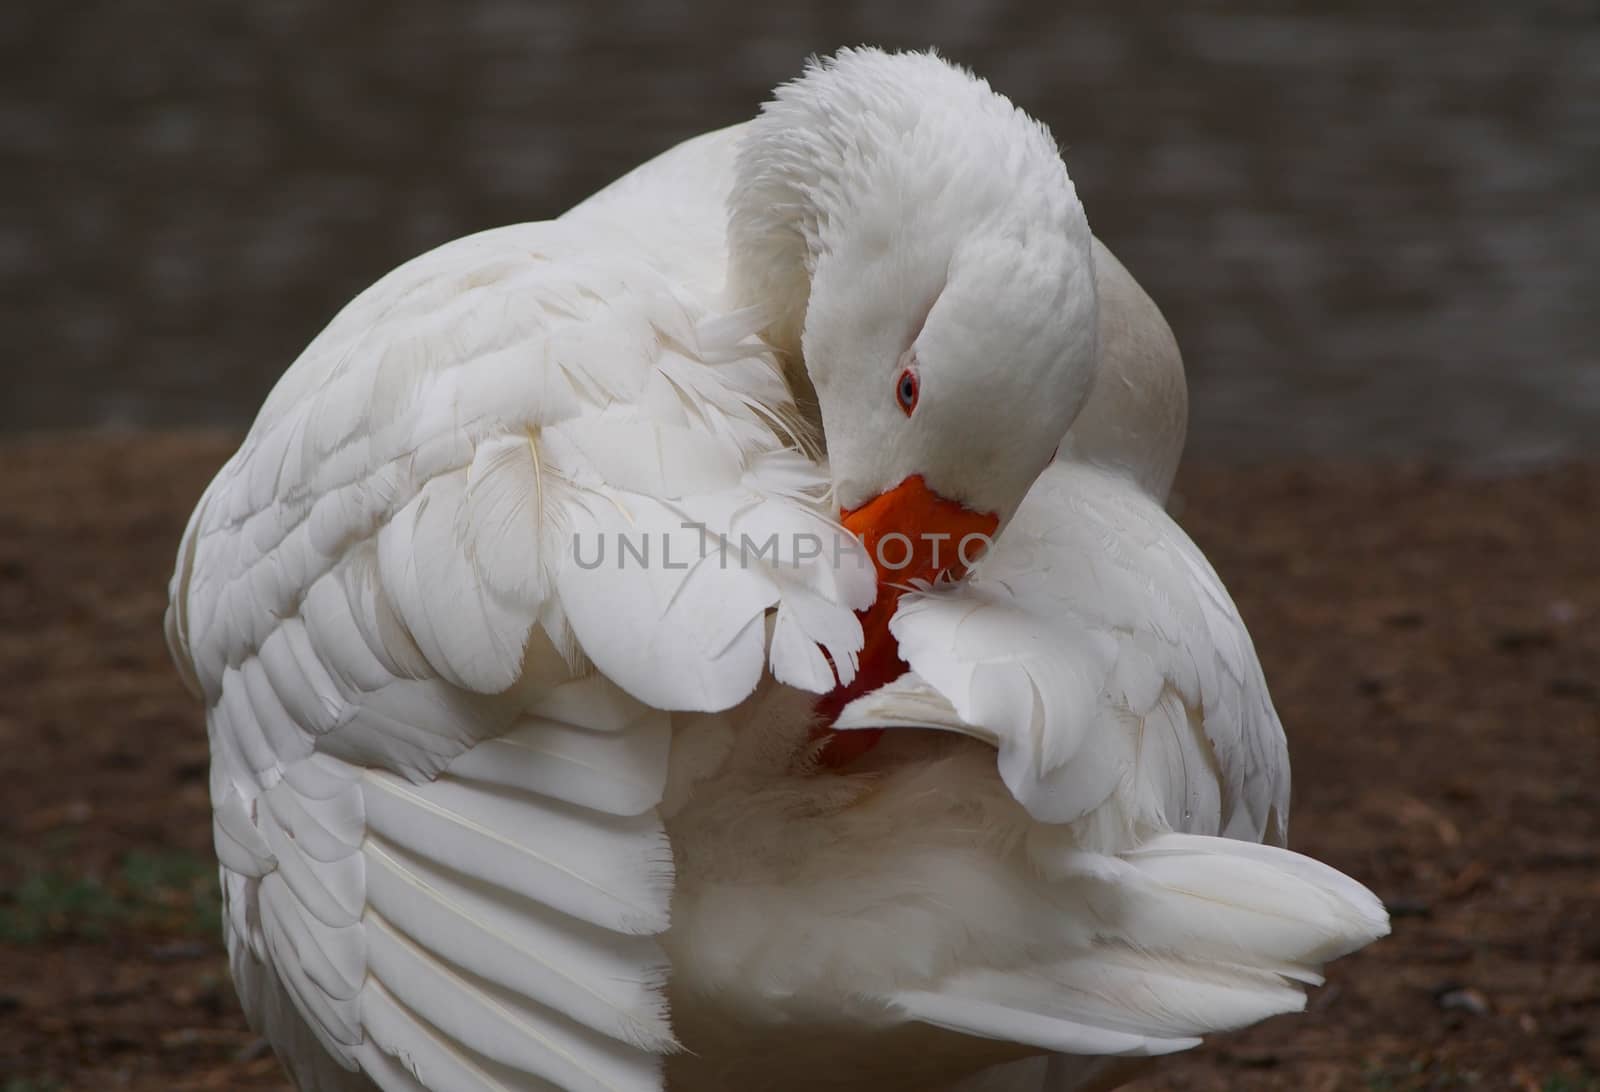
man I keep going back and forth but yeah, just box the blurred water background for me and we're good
[5,1,1597,463]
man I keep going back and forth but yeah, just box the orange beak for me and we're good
[812,474,999,768]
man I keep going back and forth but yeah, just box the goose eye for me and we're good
[895,368,920,416]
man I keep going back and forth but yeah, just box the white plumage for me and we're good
[167,48,1387,1092]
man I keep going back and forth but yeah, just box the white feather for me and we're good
[877,460,1292,840]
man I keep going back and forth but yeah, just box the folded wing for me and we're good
[842,458,1288,842]
[167,220,869,1092]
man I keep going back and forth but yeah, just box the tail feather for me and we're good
[1077,832,1391,984]
[896,832,1388,1058]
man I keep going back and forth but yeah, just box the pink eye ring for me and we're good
[895,368,920,416]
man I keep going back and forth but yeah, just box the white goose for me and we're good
[166,48,1387,1092]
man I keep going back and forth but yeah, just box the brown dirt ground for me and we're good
[0,432,1595,1092]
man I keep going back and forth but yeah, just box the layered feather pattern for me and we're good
[165,210,870,1091]
[812,458,1387,1077]
[841,459,1289,843]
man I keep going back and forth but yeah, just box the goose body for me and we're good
[166,49,1386,1092]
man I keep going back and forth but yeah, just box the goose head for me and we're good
[729,49,1099,760]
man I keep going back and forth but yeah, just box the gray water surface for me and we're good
[6,1,1598,462]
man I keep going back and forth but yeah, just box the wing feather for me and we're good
[856,460,1289,841]
[831,463,1379,1063]
[167,212,868,1090]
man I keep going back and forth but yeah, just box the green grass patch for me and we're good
[4,1079,66,1092]
[0,848,220,945]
